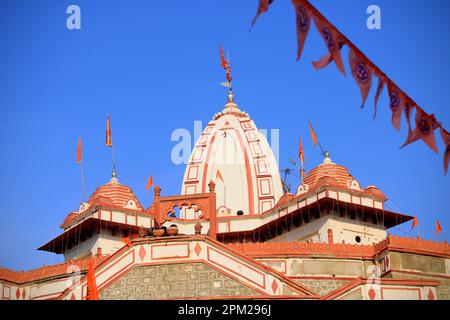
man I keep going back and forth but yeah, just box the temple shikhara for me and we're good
[0,84,449,300]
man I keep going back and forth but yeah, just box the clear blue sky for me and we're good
[0,0,448,270]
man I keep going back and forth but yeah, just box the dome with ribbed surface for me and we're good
[180,92,284,217]
[87,178,144,212]
[300,154,387,200]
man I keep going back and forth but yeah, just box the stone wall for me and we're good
[387,271,450,300]
[100,263,260,300]
[388,252,446,274]
[294,279,350,296]
[289,258,364,277]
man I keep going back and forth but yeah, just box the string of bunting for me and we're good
[251,0,450,175]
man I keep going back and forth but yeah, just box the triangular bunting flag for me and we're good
[313,17,346,76]
[387,82,406,132]
[401,107,439,154]
[292,0,312,61]
[373,75,385,119]
[250,0,274,31]
[440,128,450,175]
[349,49,373,108]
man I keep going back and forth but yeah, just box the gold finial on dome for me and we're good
[110,168,119,184]
[322,151,334,165]
[227,89,234,103]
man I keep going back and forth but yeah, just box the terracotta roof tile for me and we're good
[60,180,145,228]
[88,181,144,211]
[0,255,110,284]
[302,162,387,200]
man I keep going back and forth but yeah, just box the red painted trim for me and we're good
[337,287,362,300]
[257,259,287,274]
[234,128,255,215]
[289,276,355,281]
[200,132,217,193]
[31,291,63,300]
[386,268,450,280]
[2,285,10,300]
[183,180,199,185]
[206,246,266,289]
[380,287,421,300]
[94,250,136,295]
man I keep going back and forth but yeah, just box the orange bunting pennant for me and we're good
[299,136,305,167]
[440,128,450,175]
[400,107,439,154]
[308,121,317,147]
[387,82,406,132]
[400,100,416,145]
[411,217,418,230]
[292,0,312,61]
[312,53,332,70]
[313,17,346,76]
[106,115,113,148]
[373,76,385,119]
[250,0,274,31]
[76,136,82,165]
[146,176,154,190]
[216,169,224,183]
[349,49,373,108]
[86,260,99,300]
[436,220,442,237]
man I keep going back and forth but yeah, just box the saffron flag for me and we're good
[349,49,373,108]
[250,0,274,30]
[308,121,317,147]
[220,46,229,69]
[121,236,131,247]
[299,136,305,167]
[146,176,154,190]
[86,260,99,300]
[400,107,439,154]
[411,217,418,230]
[76,136,82,165]
[106,115,113,147]
[387,82,406,131]
[436,220,442,237]
[292,0,312,61]
[373,76,385,119]
[226,67,232,82]
[216,169,224,183]
[220,47,232,82]
[313,17,346,76]
[440,128,450,175]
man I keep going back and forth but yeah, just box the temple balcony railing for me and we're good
[151,180,217,239]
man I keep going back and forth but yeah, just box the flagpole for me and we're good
[112,145,117,175]
[224,184,226,207]
[80,159,86,202]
